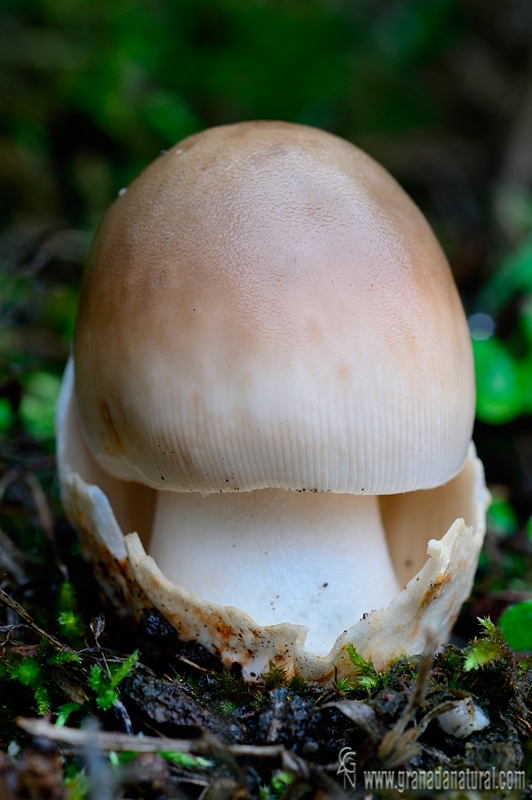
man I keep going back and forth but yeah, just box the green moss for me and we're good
[88,650,139,711]
[463,618,512,672]
[0,638,81,721]
[345,645,382,691]
[56,581,85,648]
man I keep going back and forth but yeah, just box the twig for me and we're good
[0,527,31,585]
[0,623,24,652]
[176,655,213,674]
[82,717,116,800]
[0,587,75,653]
[376,637,437,769]
[24,472,69,580]
[25,473,54,544]
[17,717,285,760]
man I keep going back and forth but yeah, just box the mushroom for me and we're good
[56,121,489,681]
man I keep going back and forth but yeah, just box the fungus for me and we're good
[56,121,489,681]
[437,698,490,739]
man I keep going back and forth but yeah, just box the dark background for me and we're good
[2,0,532,628]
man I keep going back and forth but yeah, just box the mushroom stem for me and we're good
[149,489,400,655]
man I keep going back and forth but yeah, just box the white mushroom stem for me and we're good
[149,489,400,656]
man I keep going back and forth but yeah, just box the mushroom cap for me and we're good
[74,121,475,495]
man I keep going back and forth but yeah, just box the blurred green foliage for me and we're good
[499,601,532,651]
[1,0,463,229]
[0,638,81,717]
[487,493,519,537]
[473,234,532,424]
[19,370,62,439]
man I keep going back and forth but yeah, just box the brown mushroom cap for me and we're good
[74,121,475,495]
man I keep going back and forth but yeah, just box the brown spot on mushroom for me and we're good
[101,401,122,455]
[336,362,354,389]
[215,621,237,639]
[175,442,195,476]
[420,572,453,609]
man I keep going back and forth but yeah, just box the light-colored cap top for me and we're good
[74,121,475,495]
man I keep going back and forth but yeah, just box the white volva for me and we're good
[150,489,400,655]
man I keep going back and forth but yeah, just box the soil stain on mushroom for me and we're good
[101,401,123,456]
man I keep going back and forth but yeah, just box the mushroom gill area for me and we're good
[58,358,482,659]
[151,489,400,655]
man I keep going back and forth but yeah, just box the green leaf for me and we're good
[88,663,105,693]
[95,686,119,710]
[34,684,51,716]
[218,699,237,715]
[57,609,85,641]
[289,674,306,694]
[64,768,89,800]
[49,651,81,666]
[109,650,139,689]
[271,771,294,795]
[487,495,518,536]
[477,617,497,636]
[160,751,211,769]
[345,645,381,689]
[359,675,380,691]
[260,770,295,800]
[142,88,202,143]
[472,337,522,424]
[55,702,81,727]
[0,398,14,434]
[463,617,507,671]
[57,581,77,611]
[88,653,138,710]
[336,677,356,694]
[262,661,288,689]
[478,233,532,316]
[10,657,41,686]
[19,371,62,440]
[463,641,498,671]
[44,286,79,342]
[519,297,532,347]
[499,602,532,651]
